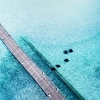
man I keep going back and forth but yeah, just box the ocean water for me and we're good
[0,39,49,100]
[0,0,100,100]
[0,37,80,100]
[25,33,100,100]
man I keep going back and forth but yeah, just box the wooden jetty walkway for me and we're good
[0,24,66,100]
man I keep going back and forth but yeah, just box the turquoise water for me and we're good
[0,40,49,100]
[0,37,80,100]
[0,0,100,99]
[25,33,100,100]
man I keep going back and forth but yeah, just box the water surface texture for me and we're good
[0,38,80,100]
[0,0,100,100]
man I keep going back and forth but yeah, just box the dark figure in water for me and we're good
[55,64,61,68]
[63,50,68,54]
[68,49,73,53]
[64,59,69,62]
[51,68,56,71]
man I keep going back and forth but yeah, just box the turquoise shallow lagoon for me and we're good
[0,0,100,100]
[0,38,80,100]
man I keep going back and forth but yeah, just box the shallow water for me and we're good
[0,40,49,100]
[0,37,80,100]
[0,0,100,99]
[26,33,100,100]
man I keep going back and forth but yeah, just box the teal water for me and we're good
[0,39,49,100]
[0,37,80,100]
[0,0,100,99]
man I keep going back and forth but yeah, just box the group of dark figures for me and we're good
[51,49,73,71]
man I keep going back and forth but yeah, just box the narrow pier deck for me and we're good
[0,24,66,100]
